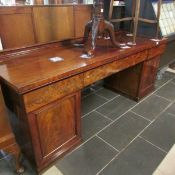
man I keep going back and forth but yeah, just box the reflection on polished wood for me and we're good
[33,6,74,43]
[0,33,167,173]
[0,7,36,49]
[0,5,92,50]
[74,5,92,38]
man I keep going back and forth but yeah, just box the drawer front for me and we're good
[84,50,147,87]
[148,44,166,59]
[24,74,84,113]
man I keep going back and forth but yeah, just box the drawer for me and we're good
[23,74,84,113]
[84,50,147,87]
[148,44,166,59]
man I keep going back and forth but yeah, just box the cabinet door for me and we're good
[138,57,160,97]
[28,92,81,170]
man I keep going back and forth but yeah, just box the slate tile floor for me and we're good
[1,71,175,175]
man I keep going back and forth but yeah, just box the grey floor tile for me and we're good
[172,77,175,83]
[95,88,119,100]
[82,94,107,115]
[98,112,150,151]
[0,158,17,175]
[141,112,175,152]
[90,81,104,91]
[99,138,165,175]
[82,87,95,98]
[132,95,170,121]
[96,96,137,120]
[0,152,5,160]
[0,155,36,175]
[166,102,175,116]
[155,71,175,88]
[56,137,117,175]
[155,82,175,101]
[82,81,104,98]
[82,111,111,141]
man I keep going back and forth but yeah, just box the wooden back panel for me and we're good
[0,7,36,49]
[33,6,74,43]
[0,5,92,50]
[74,5,92,38]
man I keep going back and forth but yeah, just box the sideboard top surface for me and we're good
[0,33,167,94]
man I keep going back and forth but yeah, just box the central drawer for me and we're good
[84,50,148,87]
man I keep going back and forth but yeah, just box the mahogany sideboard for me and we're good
[0,33,167,173]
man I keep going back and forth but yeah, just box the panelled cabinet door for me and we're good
[27,92,81,169]
[139,57,160,97]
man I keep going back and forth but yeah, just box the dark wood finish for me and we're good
[138,56,160,98]
[28,92,81,171]
[104,44,165,101]
[24,74,84,113]
[0,5,92,50]
[84,50,147,87]
[0,7,36,49]
[0,87,24,174]
[33,6,74,43]
[105,63,143,100]
[148,44,166,59]
[74,5,92,38]
[0,33,167,173]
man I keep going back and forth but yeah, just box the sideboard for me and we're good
[0,33,167,173]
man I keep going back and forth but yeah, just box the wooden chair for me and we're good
[0,87,24,174]
[109,0,163,44]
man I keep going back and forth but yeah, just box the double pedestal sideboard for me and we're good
[0,34,166,173]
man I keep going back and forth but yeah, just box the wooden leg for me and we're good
[12,144,25,174]
[4,143,25,174]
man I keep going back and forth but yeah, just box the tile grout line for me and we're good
[154,94,172,102]
[0,151,11,161]
[82,87,104,99]
[67,76,175,159]
[94,93,111,101]
[170,81,175,85]
[82,76,174,119]
[95,116,158,175]
[138,136,167,153]
[0,156,8,162]
[95,111,113,122]
[94,78,175,138]
[96,135,120,152]
[94,88,120,101]
[96,96,175,175]
[130,111,152,122]
[167,112,175,118]
[59,75,175,167]
[82,90,96,99]
[82,96,119,119]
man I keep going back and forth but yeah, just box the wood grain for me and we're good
[84,50,147,87]
[27,92,81,170]
[33,6,74,43]
[148,44,166,59]
[74,5,92,38]
[0,33,167,173]
[24,74,84,112]
[0,13,36,49]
